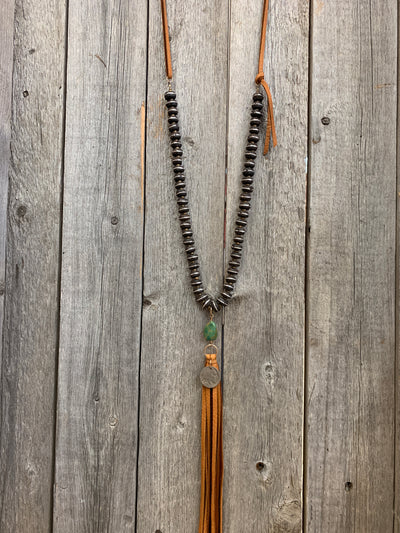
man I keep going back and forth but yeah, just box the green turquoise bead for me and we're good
[203,320,217,341]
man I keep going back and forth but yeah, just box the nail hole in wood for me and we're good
[321,116,330,125]
[23,90,29,98]
[345,481,353,492]
[111,216,119,225]
[256,461,265,472]
[17,205,27,217]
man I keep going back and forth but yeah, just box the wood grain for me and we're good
[136,0,228,530]
[222,1,308,531]
[53,1,147,530]
[306,0,397,531]
[0,0,14,377]
[0,0,66,530]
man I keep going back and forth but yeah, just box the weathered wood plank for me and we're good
[53,1,147,530]
[222,1,308,531]
[396,12,400,530]
[306,0,397,531]
[136,0,228,530]
[0,0,14,370]
[0,0,66,530]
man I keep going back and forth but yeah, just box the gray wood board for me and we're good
[222,1,308,531]
[0,0,66,530]
[0,0,14,383]
[136,0,228,531]
[306,0,397,531]
[53,0,147,530]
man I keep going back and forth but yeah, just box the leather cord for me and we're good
[160,0,277,155]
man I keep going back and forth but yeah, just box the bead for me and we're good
[240,202,251,210]
[235,228,246,235]
[171,141,182,148]
[252,102,263,110]
[250,118,261,126]
[227,268,239,275]
[231,252,241,260]
[242,185,254,193]
[245,151,257,160]
[164,90,177,100]
[248,134,259,143]
[238,211,249,218]
[168,116,179,124]
[187,253,198,261]
[203,320,218,341]
[249,127,259,135]
[236,219,247,227]
[251,111,263,119]
[211,300,220,313]
[169,124,179,133]
[193,287,205,294]
[179,215,190,222]
[246,143,257,152]
[234,236,244,243]
[244,160,255,168]
[202,297,211,309]
[179,207,189,213]
[191,280,202,287]
[190,270,200,278]
[217,296,228,307]
[243,168,254,176]
[229,260,240,267]
[221,291,232,300]
[242,177,253,185]
[253,92,263,101]
[166,100,178,108]
[177,199,188,206]
[180,222,191,229]
[189,262,199,270]
[197,293,208,302]
[240,194,251,201]
[226,276,237,283]
[172,158,183,166]
[173,166,185,174]
[170,133,181,141]
[172,148,183,157]
[168,108,178,116]
[185,246,196,254]
[183,237,194,243]
[174,174,185,182]
[232,244,242,251]
[176,190,187,197]
[175,183,185,190]
[182,227,192,234]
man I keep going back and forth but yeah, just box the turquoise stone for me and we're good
[203,320,218,341]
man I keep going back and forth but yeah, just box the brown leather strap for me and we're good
[160,0,172,79]
[160,0,277,154]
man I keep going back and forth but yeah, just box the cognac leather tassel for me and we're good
[199,351,223,533]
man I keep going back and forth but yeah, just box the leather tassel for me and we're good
[199,352,223,533]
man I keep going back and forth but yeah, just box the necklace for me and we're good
[160,1,277,530]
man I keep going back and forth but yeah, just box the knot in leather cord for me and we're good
[255,0,278,155]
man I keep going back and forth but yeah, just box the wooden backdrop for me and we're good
[0,0,398,531]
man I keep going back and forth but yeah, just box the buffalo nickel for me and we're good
[200,366,221,388]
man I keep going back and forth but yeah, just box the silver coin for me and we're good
[200,366,221,388]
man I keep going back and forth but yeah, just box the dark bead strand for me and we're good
[216,91,263,307]
[164,90,211,307]
[165,89,263,313]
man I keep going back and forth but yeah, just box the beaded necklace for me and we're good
[160,1,277,530]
